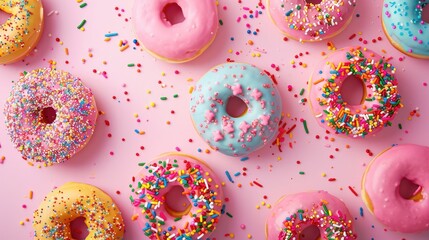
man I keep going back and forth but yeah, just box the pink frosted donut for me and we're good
[133,0,219,63]
[129,153,224,239]
[267,0,356,42]
[266,191,356,239]
[362,144,429,233]
[4,68,98,165]
[309,47,402,137]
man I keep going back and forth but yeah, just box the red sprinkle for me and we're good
[348,186,359,197]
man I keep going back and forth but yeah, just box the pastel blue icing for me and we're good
[190,63,282,157]
[382,0,429,57]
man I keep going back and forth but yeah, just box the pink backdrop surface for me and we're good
[1,0,429,239]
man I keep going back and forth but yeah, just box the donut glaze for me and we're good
[267,0,356,42]
[129,153,223,239]
[33,182,125,239]
[0,0,44,64]
[362,144,429,233]
[308,47,402,138]
[4,68,98,165]
[382,0,429,59]
[133,0,218,63]
[190,63,282,157]
[266,191,355,239]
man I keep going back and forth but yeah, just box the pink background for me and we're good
[1,0,429,239]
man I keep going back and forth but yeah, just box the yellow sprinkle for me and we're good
[228,49,233,53]
[322,172,327,177]
[120,44,129,52]
[150,102,156,107]
[119,40,123,47]
[189,86,194,94]
[19,221,24,225]
[29,191,33,199]
[65,48,69,55]
[104,37,111,42]
[247,234,252,239]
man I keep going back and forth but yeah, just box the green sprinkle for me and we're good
[398,123,402,129]
[226,212,233,218]
[303,120,309,134]
[138,162,145,166]
[299,171,305,175]
[127,63,135,67]
[219,19,223,26]
[174,217,182,221]
[77,19,86,29]
[79,2,87,8]
[299,88,305,96]
[173,94,179,98]
[160,97,167,100]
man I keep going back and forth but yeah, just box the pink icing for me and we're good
[133,0,218,62]
[4,68,98,165]
[268,0,356,42]
[362,144,429,233]
[266,191,355,239]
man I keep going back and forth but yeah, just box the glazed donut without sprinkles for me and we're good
[308,47,402,138]
[267,0,356,42]
[362,144,429,233]
[0,0,43,64]
[190,63,282,157]
[382,0,429,59]
[133,0,218,63]
[266,191,355,239]
[33,182,125,239]
[4,68,98,165]
[129,153,223,239]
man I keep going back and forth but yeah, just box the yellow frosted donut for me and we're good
[33,182,125,240]
[0,0,44,64]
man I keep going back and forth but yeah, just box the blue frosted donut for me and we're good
[382,0,429,58]
[190,63,282,157]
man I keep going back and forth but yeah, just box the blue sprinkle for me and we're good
[225,171,234,183]
[105,32,118,37]
[240,156,249,161]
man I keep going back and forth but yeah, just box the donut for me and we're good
[190,63,282,157]
[382,0,429,59]
[0,0,44,64]
[267,0,356,42]
[308,47,402,138]
[362,144,429,233]
[33,182,125,239]
[4,68,98,165]
[129,153,223,239]
[132,0,218,63]
[266,191,356,239]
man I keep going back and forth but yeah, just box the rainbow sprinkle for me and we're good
[279,201,356,240]
[129,156,223,239]
[315,48,402,137]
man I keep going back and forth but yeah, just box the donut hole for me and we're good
[162,3,185,25]
[340,75,366,106]
[299,225,321,240]
[0,9,12,25]
[305,0,322,5]
[70,217,89,240]
[422,4,429,23]
[226,96,248,118]
[164,185,192,218]
[399,178,424,202]
[40,107,57,124]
